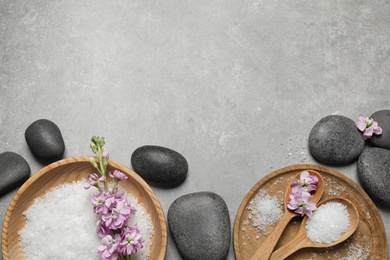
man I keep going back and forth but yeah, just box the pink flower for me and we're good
[119,225,145,255]
[109,170,128,181]
[291,171,318,194]
[97,234,121,260]
[92,190,112,215]
[85,173,106,190]
[102,198,133,230]
[356,115,383,140]
[96,220,113,238]
[287,191,317,217]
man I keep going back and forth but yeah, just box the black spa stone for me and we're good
[25,119,65,160]
[168,192,231,260]
[358,147,390,207]
[131,145,188,188]
[308,115,365,165]
[0,152,30,196]
[368,110,390,150]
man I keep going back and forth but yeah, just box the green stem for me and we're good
[97,145,108,190]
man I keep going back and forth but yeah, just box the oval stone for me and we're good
[25,119,65,160]
[368,110,390,150]
[358,147,390,207]
[0,152,30,196]
[168,192,231,260]
[308,115,365,165]
[131,145,188,187]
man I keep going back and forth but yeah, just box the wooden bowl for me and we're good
[1,156,167,260]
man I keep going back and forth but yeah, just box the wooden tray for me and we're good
[2,156,167,260]
[234,164,387,260]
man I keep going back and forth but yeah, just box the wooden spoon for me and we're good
[269,197,359,259]
[250,170,324,260]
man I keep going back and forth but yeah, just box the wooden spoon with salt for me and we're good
[269,197,359,259]
[250,170,324,260]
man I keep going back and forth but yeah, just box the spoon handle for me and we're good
[269,231,308,260]
[250,211,296,260]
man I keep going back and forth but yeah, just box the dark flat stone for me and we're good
[308,115,365,165]
[25,119,65,160]
[358,147,390,207]
[168,192,231,260]
[0,152,30,196]
[131,145,188,188]
[368,110,390,150]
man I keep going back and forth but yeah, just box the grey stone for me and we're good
[168,192,231,260]
[308,115,365,165]
[25,119,65,161]
[131,145,188,188]
[0,152,30,196]
[358,147,390,207]
[368,110,390,150]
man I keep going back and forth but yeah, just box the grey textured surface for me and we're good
[308,115,365,165]
[358,147,390,207]
[168,192,230,260]
[369,110,390,150]
[1,0,390,259]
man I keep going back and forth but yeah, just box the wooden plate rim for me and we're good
[233,164,387,259]
[1,156,167,260]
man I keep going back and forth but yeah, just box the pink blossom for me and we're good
[356,115,383,140]
[102,198,133,230]
[96,220,113,238]
[109,170,128,181]
[92,190,112,215]
[97,234,121,260]
[287,191,317,217]
[119,225,145,255]
[291,171,318,194]
[84,173,106,190]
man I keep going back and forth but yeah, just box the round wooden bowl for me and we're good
[1,156,167,260]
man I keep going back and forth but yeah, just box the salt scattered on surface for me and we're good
[306,202,350,244]
[246,189,282,234]
[19,180,154,260]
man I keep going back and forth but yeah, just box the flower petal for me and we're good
[356,120,366,132]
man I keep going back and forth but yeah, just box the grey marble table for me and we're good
[1,0,390,259]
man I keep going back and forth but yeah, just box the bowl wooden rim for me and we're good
[1,156,167,259]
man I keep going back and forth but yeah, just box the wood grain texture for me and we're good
[1,156,167,260]
[234,164,387,260]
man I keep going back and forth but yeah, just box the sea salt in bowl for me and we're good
[1,156,167,260]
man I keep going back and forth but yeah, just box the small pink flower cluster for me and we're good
[287,171,318,217]
[86,136,144,260]
[355,115,383,140]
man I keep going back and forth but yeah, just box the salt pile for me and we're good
[19,180,153,260]
[246,189,282,234]
[306,202,350,244]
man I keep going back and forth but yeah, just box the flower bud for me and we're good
[101,150,109,158]
[89,157,98,168]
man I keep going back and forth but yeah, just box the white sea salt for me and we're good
[306,202,350,244]
[247,189,282,233]
[19,180,154,260]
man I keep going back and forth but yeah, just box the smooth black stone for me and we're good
[131,145,188,188]
[25,119,65,160]
[358,147,390,206]
[0,152,30,196]
[368,110,390,150]
[168,192,231,260]
[308,115,365,165]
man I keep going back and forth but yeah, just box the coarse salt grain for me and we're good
[246,189,282,233]
[306,202,350,244]
[19,180,154,260]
